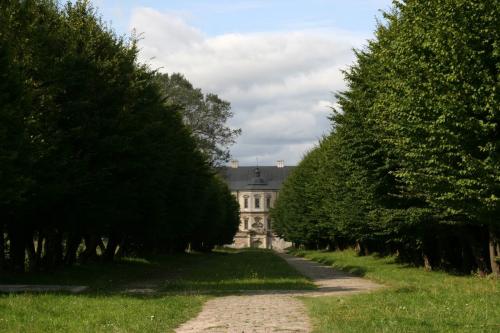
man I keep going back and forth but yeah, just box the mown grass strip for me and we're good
[0,294,206,333]
[0,249,312,332]
[292,249,500,333]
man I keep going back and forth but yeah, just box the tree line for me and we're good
[0,0,240,272]
[272,0,500,275]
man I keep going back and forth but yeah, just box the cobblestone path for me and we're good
[175,294,310,333]
[175,252,382,333]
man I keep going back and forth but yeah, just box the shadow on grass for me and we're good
[290,247,472,281]
[0,249,315,298]
[289,249,369,277]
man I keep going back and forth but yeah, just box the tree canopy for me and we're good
[157,73,241,166]
[272,0,500,275]
[0,0,240,272]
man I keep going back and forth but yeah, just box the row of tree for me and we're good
[272,0,500,275]
[0,0,240,272]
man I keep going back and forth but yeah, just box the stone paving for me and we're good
[176,294,310,333]
[175,252,383,333]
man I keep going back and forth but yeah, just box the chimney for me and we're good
[277,160,285,168]
[230,160,239,168]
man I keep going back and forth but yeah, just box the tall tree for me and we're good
[157,73,241,166]
[0,0,241,271]
[377,0,500,274]
[273,0,500,274]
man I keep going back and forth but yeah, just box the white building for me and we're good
[220,160,293,250]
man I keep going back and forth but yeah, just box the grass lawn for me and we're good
[0,249,313,332]
[292,249,500,333]
[0,294,204,333]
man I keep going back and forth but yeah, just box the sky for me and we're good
[91,0,393,166]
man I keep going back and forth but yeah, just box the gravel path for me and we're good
[277,252,382,297]
[175,252,382,333]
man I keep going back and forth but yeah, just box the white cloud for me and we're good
[131,8,203,53]
[130,8,363,165]
[194,1,268,14]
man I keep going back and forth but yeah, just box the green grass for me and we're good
[0,249,313,332]
[158,248,316,292]
[292,249,500,333]
[0,294,204,333]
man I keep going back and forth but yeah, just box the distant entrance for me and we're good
[251,239,262,248]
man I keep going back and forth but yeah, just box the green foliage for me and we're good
[272,143,334,248]
[0,0,240,272]
[380,0,500,222]
[273,0,500,273]
[157,73,241,166]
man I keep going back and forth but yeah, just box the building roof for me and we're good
[219,166,295,191]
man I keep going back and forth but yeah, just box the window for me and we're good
[244,218,249,230]
[266,196,271,208]
[244,196,249,209]
[255,197,260,209]
[267,218,271,230]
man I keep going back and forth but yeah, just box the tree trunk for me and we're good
[97,237,106,256]
[422,252,432,271]
[103,236,118,262]
[355,241,369,256]
[25,232,36,272]
[114,237,126,258]
[355,241,362,255]
[421,233,435,271]
[64,234,81,265]
[35,232,44,268]
[43,229,63,268]
[8,225,26,272]
[0,223,4,269]
[80,235,98,262]
[488,226,499,276]
[435,232,445,269]
[467,228,488,276]
[458,232,474,273]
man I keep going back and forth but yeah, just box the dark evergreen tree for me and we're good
[0,0,240,272]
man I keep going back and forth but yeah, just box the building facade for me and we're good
[219,160,294,250]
